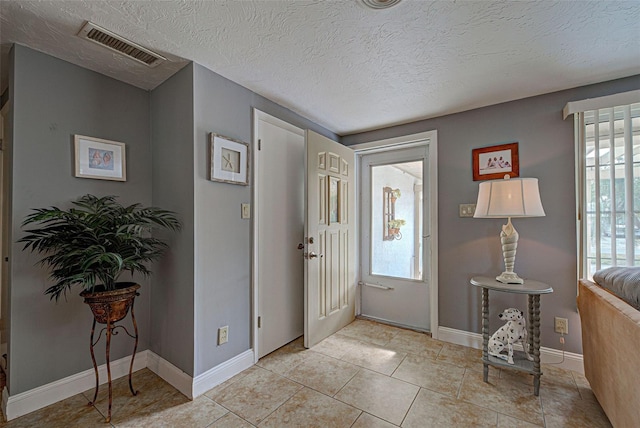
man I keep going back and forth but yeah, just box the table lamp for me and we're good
[474,176,545,284]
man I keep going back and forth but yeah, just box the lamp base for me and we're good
[496,271,524,284]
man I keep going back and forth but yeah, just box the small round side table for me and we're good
[470,276,553,396]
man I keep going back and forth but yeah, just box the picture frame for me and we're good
[210,133,250,186]
[74,135,126,181]
[472,142,519,181]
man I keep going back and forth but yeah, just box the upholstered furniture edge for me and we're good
[577,279,640,427]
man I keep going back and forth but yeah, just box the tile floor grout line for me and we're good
[388,353,407,378]
[276,359,359,402]
[255,387,303,427]
[231,410,257,428]
[89,395,112,425]
[456,368,468,400]
[456,373,546,427]
[539,391,548,428]
[398,385,421,427]
[201,407,231,428]
[331,367,362,398]
[347,410,364,428]
[207,398,255,427]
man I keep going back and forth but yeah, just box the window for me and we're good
[572,97,640,278]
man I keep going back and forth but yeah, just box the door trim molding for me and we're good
[352,130,439,339]
[251,109,305,362]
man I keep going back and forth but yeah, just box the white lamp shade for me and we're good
[474,177,545,218]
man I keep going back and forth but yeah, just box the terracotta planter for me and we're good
[389,227,400,235]
[80,282,140,324]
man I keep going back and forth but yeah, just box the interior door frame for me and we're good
[251,109,306,362]
[351,130,439,339]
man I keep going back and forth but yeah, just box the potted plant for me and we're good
[388,218,406,236]
[390,188,401,202]
[20,194,181,422]
[19,194,181,321]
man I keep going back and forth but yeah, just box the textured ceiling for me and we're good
[1,0,639,135]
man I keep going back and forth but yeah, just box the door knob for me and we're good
[307,252,323,259]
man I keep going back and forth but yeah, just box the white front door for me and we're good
[304,130,356,348]
[359,144,433,331]
[254,111,305,359]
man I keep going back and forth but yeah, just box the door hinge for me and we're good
[258,316,262,328]
[258,139,262,151]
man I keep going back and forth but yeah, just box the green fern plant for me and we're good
[388,219,406,229]
[20,194,181,301]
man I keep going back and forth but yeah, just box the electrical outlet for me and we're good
[459,203,476,217]
[554,317,568,335]
[218,326,229,345]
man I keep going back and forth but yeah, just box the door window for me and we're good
[370,161,423,280]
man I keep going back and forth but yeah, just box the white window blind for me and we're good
[569,93,640,279]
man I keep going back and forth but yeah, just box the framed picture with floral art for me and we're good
[74,135,126,181]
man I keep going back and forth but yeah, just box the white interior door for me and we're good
[360,145,432,331]
[304,130,355,348]
[254,111,305,359]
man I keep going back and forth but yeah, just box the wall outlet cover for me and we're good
[218,326,229,345]
[554,317,568,335]
[459,203,476,218]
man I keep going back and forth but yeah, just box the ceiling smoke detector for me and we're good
[361,0,402,9]
[77,21,166,68]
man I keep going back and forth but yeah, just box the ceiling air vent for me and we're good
[77,21,166,68]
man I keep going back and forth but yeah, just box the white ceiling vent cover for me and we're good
[77,21,166,68]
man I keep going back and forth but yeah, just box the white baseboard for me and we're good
[192,350,254,398]
[2,348,256,421]
[2,350,149,421]
[438,326,584,374]
[146,351,194,399]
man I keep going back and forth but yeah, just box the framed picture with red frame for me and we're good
[472,142,519,181]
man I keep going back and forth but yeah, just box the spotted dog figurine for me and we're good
[488,308,533,365]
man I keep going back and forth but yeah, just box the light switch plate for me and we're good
[459,204,476,217]
[241,203,250,219]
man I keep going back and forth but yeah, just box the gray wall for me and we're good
[6,44,338,394]
[191,63,337,376]
[10,39,636,396]
[2,47,16,388]
[9,44,152,394]
[150,64,196,376]
[343,75,640,354]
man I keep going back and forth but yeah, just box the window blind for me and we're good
[570,97,640,278]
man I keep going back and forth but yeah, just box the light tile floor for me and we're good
[0,319,611,427]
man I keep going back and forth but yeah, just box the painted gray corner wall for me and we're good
[3,46,16,390]
[342,75,640,355]
[192,63,336,376]
[193,64,252,375]
[9,44,152,394]
[150,64,196,376]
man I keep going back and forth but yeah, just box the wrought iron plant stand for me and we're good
[81,283,141,423]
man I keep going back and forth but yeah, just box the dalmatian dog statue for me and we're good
[488,308,533,365]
